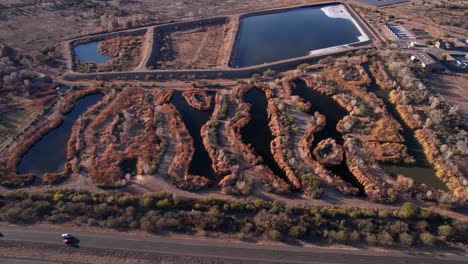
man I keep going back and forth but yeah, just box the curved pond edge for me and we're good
[16,93,104,183]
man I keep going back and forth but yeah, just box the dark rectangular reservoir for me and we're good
[354,0,409,7]
[230,4,368,67]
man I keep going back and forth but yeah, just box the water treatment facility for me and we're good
[64,2,375,81]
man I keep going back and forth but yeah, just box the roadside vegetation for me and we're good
[0,190,466,248]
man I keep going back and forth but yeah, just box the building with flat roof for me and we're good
[385,24,415,40]
[411,51,438,69]
[435,41,453,50]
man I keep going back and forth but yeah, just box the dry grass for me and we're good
[152,22,232,70]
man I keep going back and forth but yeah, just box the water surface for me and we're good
[364,66,447,190]
[292,80,348,145]
[171,92,216,179]
[240,88,289,183]
[74,42,114,64]
[231,4,365,67]
[292,80,365,194]
[17,93,103,177]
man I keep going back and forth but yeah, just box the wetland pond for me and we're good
[171,92,216,179]
[74,42,114,64]
[364,67,447,190]
[240,88,290,185]
[17,93,103,177]
[292,80,365,194]
[231,4,368,67]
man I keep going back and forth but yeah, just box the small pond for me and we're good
[364,66,448,190]
[17,93,103,177]
[171,91,216,179]
[231,4,368,67]
[292,80,347,145]
[74,42,115,64]
[240,88,290,184]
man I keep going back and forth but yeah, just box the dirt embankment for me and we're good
[344,138,396,203]
[292,64,406,202]
[313,138,343,166]
[75,35,144,73]
[149,18,233,70]
[0,87,107,187]
[224,84,290,193]
[370,60,467,200]
[163,103,210,190]
[201,92,239,187]
[182,90,212,111]
[43,87,109,185]
[322,65,410,164]
[415,129,466,198]
[297,111,358,195]
[82,88,168,187]
[267,97,301,189]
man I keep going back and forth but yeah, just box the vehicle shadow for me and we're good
[66,238,81,248]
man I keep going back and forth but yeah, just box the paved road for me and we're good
[0,226,466,264]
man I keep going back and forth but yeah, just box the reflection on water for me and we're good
[171,91,216,179]
[231,4,364,67]
[292,80,365,194]
[240,88,289,182]
[17,93,103,177]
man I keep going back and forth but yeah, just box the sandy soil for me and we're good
[428,73,468,124]
[355,0,467,39]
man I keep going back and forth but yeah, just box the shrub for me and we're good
[288,225,307,239]
[87,218,99,227]
[378,231,394,245]
[156,198,171,209]
[329,230,347,243]
[437,225,454,238]
[419,232,435,246]
[240,223,254,234]
[142,196,154,208]
[297,63,309,71]
[266,229,282,241]
[398,202,419,219]
[301,174,321,189]
[399,232,414,246]
[72,194,91,204]
[263,69,276,77]
[46,213,71,224]
[53,193,65,202]
[117,195,134,207]
[251,73,261,80]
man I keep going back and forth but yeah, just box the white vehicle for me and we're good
[61,233,72,239]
